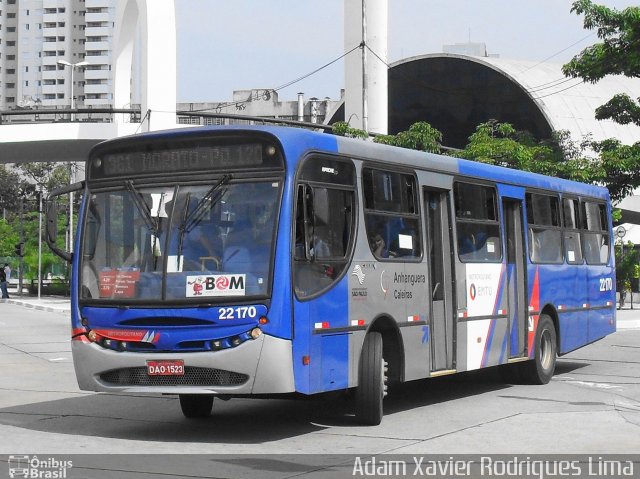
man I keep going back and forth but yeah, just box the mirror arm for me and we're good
[45,180,84,263]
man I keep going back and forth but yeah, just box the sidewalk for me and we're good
[2,296,640,329]
[2,296,71,314]
[615,306,640,329]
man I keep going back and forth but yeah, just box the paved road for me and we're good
[0,302,638,477]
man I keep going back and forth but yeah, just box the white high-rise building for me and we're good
[0,0,115,110]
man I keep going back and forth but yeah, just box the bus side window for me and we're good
[526,192,563,264]
[563,197,583,264]
[362,168,421,260]
[293,159,356,299]
[582,201,610,265]
[454,182,501,263]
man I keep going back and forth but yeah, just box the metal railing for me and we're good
[0,107,460,151]
[0,108,141,124]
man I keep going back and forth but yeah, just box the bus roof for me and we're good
[95,124,609,201]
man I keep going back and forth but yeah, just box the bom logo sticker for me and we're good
[469,284,477,301]
[186,274,246,297]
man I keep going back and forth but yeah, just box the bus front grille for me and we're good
[99,367,249,387]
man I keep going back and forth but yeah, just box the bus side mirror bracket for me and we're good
[46,181,84,263]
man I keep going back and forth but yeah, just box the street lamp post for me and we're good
[57,60,89,121]
[57,60,87,255]
[38,186,45,300]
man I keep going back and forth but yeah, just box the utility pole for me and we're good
[18,196,24,297]
[38,187,43,300]
[361,0,368,133]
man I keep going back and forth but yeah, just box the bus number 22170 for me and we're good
[218,306,258,320]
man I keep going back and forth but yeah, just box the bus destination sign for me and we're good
[92,143,268,179]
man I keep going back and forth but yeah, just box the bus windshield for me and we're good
[81,178,281,303]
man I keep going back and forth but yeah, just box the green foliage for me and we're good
[16,162,70,192]
[563,1,640,127]
[0,219,20,257]
[612,208,623,223]
[588,139,640,202]
[374,122,442,153]
[333,121,442,153]
[331,121,368,139]
[595,93,640,125]
[0,162,73,288]
[0,165,25,214]
[456,120,640,203]
[456,120,553,172]
[615,241,639,292]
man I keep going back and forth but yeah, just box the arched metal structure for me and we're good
[113,0,176,131]
[388,54,640,148]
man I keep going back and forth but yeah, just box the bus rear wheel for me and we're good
[179,394,214,418]
[355,332,387,425]
[520,314,557,385]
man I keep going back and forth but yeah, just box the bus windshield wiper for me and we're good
[181,174,231,234]
[176,174,231,264]
[125,180,157,235]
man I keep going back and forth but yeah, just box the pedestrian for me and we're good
[4,263,10,282]
[0,264,8,299]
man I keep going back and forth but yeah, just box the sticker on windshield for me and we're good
[186,274,246,297]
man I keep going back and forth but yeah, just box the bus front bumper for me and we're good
[71,334,295,395]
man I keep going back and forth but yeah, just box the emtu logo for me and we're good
[469,284,477,301]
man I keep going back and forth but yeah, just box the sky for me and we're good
[174,0,637,103]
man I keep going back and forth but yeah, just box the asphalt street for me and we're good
[0,299,638,478]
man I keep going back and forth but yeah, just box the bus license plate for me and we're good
[146,360,185,376]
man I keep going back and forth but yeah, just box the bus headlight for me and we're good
[250,328,262,339]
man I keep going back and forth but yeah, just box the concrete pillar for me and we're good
[344,0,388,134]
[113,0,177,132]
[297,93,305,122]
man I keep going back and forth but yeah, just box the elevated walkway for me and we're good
[0,112,140,164]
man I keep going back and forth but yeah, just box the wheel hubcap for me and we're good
[540,329,553,370]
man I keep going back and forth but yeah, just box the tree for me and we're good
[374,122,442,153]
[0,165,29,215]
[456,121,556,172]
[16,162,70,193]
[333,121,442,152]
[615,240,639,305]
[333,117,640,203]
[561,1,640,205]
[562,0,640,127]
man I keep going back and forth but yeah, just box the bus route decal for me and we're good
[99,270,140,298]
[186,274,246,297]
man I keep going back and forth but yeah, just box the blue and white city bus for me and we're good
[46,125,615,425]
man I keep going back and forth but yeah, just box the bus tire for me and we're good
[521,314,557,385]
[355,332,387,425]
[179,394,214,418]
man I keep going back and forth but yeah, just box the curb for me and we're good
[618,320,640,330]
[3,298,70,314]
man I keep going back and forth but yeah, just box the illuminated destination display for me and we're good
[90,142,281,179]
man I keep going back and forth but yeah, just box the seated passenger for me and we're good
[371,234,389,258]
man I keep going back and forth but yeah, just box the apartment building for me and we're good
[0,0,115,110]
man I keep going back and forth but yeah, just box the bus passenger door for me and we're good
[424,189,454,372]
[503,199,527,358]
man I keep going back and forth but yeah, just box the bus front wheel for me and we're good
[355,332,387,425]
[179,394,214,418]
[521,314,557,385]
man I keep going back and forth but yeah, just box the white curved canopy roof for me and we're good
[392,53,640,146]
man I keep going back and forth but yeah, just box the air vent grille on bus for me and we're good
[118,317,214,327]
[99,367,248,387]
